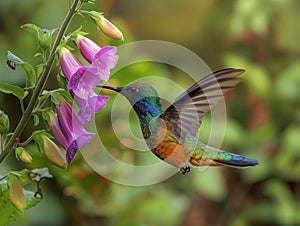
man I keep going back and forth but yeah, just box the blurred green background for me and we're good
[1,0,300,225]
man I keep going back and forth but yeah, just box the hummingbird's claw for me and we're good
[179,166,190,174]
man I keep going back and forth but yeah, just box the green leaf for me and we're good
[8,169,31,186]
[0,180,41,225]
[36,64,44,77]
[41,108,53,129]
[42,87,71,105]
[57,71,68,88]
[6,51,36,86]
[32,130,53,149]
[21,24,57,51]
[86,11,104,22]
[0,110,10,134]
[33,114,40,126]
[0,83,28,100]
[30,168,53,180]
[21,23,43,36]
[0,168,51,224]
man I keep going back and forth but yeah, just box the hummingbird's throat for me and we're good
[142,117,167,150]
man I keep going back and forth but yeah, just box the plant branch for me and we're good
[0,134,2,154]
[0,0,80,163]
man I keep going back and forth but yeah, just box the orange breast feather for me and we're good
[153,129,190,168]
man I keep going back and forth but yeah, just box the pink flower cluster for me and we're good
[52,35,118,163]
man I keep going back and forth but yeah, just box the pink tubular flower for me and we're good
[59,47,110,124]
[59,47,99,99]
[49,99,94,163]
[76,34,119,81]
[59,47,84,80]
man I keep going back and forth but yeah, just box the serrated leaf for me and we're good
[6,51,36,86]
[0,83,28,100]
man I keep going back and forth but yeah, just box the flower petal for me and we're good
[92,46,119,81]
[75,93,109,125]
[68,66,99,99]
[93,46,118,69]
[76,34,101,64]
[59,47,84,81]
[94,95,109,112]
[49,112,69,149]
[56,99,89,144]
[66,133,94,163]
[53,99,95,163]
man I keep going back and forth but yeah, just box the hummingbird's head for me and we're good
[99,82,159,106]
[98,82,163,117]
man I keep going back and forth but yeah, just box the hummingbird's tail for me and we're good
[213,152,259,168]
[190,150,259,168]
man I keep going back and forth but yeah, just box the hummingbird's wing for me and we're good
[160,68,244,144]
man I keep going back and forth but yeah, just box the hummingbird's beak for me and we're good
[97,85,123,92]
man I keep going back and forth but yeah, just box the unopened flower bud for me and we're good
[90,11,123,40]
[9,178,26,212]
[0,110,9,134]
[16,147,33,164]
[41,135,67,169]
[97,16,123,40]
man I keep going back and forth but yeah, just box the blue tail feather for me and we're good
[214,155,259,168]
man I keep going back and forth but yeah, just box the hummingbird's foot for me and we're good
[179,166,190,174]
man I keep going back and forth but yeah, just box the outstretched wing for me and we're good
[160,68,244,144]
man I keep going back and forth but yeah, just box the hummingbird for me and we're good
[98,68,258,173]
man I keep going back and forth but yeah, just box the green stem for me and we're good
[0,134,2,154]
[20,99,25,113]
[19,134,34,147]
[34,95,50,113]
[0,0,80,163]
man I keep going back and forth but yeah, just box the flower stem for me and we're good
[0,0,80,163]
[20,99,25,114]
[19,134,34,147]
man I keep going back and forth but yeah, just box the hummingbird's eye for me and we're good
[130,87,139,93]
